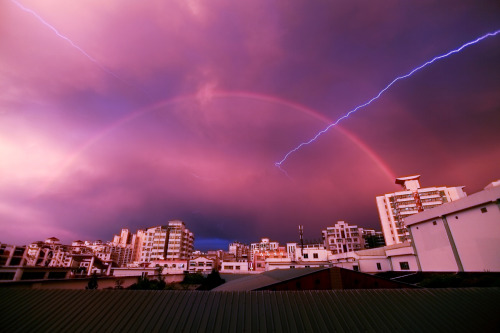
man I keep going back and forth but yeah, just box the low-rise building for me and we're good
[188,256,216,273]
[0,243,26,267]
[219,261,249,274]
[328,242,417,274]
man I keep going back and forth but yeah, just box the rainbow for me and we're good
[36,91,396,196]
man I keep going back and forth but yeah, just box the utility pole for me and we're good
[298,225,304,257]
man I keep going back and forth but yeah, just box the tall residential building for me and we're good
[376,175,466,246]
[139,220,194,263]
[322,221,366,254]
[362,230,386,249]
[228,241,249,260]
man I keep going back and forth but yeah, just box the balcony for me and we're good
[400,210,419,216]
[397,203,416,209]
[422,200,442,206]
[419,193,441,199]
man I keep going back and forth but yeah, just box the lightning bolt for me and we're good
[275,29,500,169]
[10,0,120,80]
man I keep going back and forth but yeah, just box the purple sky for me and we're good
[1,0,499,250]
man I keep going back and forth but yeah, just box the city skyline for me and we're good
[1,1,499,248]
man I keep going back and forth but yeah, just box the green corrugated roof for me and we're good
[214,267,327,291]
[0,288,498,332]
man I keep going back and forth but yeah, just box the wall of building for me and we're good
[220,262,249,274]
[358,257,391,274]
[407,183,500,272]
[410,219,458,271]
[449,202,500,271]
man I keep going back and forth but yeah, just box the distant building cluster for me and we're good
[1,176,499,282]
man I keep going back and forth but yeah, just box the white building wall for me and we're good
[220,262,249,274]
[358,257,391,273]
[407,182,500,272]
[448,202,500,271]
[389,254,418,272]
[376,196,397,246]
[410,219,458,271]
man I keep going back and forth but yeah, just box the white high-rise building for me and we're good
[376,175,466,246]
[139,220,194,263]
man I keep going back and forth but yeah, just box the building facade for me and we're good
[406,180,500,272]
[250,238,279,262]
[139,221,194,263]
[328,242,417,274]
[322,221,366,254]
[376,175,466,245]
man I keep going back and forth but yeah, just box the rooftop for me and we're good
[0,288,498,332]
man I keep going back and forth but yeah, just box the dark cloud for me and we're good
[1,0,499,248]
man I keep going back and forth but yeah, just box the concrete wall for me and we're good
[449,202,500,271]
[358,257,391,274]
[410,218,458,271]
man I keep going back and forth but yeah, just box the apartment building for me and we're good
[228,241,249,261]
[188,256,216,273]
[0,243,26,267]
[250,238,279,262]
[363,230,386,249]
[322,221,366,254]
[376,175,466,246]
[139,220,194,263]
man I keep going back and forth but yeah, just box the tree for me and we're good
[198,269,225,290]
[86,272,98,290]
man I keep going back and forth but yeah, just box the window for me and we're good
[236,266,240,270]
[376,263,382,270]
[481,207,488,213]
[400,262,410,270]
[432,221,437,225]
[353,265,359,272]
[303,254,309,259]
[224,266,233,270]
[313,253,318,259]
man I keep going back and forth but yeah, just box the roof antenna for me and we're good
[299,225,304,257]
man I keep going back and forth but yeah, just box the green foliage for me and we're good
[198,269,225,290]
[128,273,166,290]
[181,272,205,285]
[86,272,98,290]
